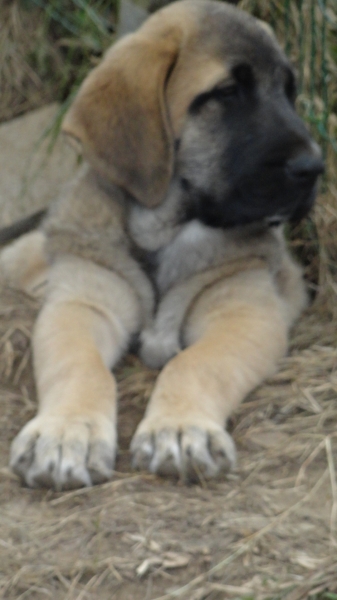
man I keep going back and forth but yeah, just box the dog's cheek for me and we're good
[178,117,230,198]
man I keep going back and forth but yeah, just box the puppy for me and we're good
[2,0,323,488]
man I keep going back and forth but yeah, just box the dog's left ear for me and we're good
[62,12,190,208]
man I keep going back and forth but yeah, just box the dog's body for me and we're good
[1,0,323,488]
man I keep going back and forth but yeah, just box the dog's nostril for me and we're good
[286,154,325,181]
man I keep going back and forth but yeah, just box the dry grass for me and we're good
[0,0,116,124]
[0,1,336,599]
[0,2,49,121]
[0,277,337,599]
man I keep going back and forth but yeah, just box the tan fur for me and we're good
[62,0,268,207]
[3,0,311,488]
[0,231,48,297]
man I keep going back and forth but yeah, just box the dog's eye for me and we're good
[189,85,238,113]
[211,86,239,100]
[232,63,254,88]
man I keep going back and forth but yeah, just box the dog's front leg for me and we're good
[132,267,303,480]
[10,256,142,489]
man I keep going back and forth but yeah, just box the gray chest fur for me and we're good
[128,185,229,295]
[154,220,227,293]
[128,197,283,370]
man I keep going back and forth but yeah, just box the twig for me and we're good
[49,474,151,506]
[325,436,337,544]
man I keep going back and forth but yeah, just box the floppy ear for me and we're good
[62,16,186,208]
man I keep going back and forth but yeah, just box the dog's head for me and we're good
[63,0,323,227]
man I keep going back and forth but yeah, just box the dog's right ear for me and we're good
[62,11,189,209]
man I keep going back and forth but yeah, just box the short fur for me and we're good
[1,0,323,488]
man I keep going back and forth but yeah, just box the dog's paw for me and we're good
[131,424,236,481]
[10,413,116,489]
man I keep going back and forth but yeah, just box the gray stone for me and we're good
[117,0,147,38]
[0,104,78,227]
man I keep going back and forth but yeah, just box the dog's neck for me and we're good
[126,180,284,295]
[127,179,184,251]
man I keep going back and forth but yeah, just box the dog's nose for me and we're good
[286,153,325,182]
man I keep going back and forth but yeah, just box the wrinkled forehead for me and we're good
[165,0,289,134]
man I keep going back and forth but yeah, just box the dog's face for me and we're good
[62,0,323,227]
[177,59,322,228]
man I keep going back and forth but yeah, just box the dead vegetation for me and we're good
[0,274,336,599]
[0,1,49,121]
[0,0,117,123]
[0,1,336,599]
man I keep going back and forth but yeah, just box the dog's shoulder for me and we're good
[42,164,129,267]
[44,164,126,236]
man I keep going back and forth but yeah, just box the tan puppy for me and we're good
[1,0,323,488]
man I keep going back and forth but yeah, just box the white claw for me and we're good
[131,423,236,481]
[10,414,116,489]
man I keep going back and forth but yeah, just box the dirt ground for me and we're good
[0,106,336,600]
[0,281,336,600]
